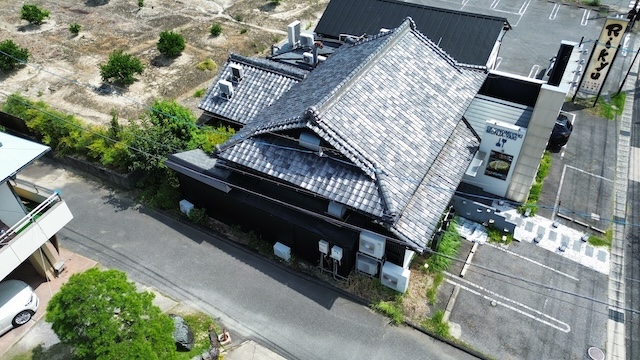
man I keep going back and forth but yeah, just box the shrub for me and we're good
[21,4,50,25]
[0,39,30,71]
[372,296,404,324]
[69,23,81,35]
[240,28,248,34]
[157,30,186,57]
[196,58,217,71]
[99,49,144,85]
[210,23,222,37]
[234,14,243,22]
[188,207,209,225]
[193,88,206,98]
[138,0,144,7]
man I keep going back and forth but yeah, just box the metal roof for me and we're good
[0,132,50,184]
[315,0,509,66]
[464,94,533,137]
[213,18,485,251]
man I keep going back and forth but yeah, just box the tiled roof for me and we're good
[215,18,487,251]
[314,0,509,66]
[198,54,308,125]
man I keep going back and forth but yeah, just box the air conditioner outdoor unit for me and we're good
[300,33,315,48]
[330,245,343,262]
[230,64,244,82]
[302,52,315,65]
[318,239,329,255]
[380,261,410,293]
[287,20,301,47]
[218,80,233,99]
[359,231,385,259]
[356,253,378,276]
[273,242,291,262]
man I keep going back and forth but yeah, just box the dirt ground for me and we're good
[0,0,329,124]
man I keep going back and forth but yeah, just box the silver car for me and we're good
[0,280,39,336]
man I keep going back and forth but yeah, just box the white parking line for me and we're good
[549,3,560,20]
[485,243,579,281]
[581,9,590,26]
[565,165,614,182]
[445,275,572,333]
[528,64,540,78]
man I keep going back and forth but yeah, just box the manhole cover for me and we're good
[587,347,604,360]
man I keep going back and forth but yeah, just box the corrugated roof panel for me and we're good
[464,95,533,136]
[0,132,50,184]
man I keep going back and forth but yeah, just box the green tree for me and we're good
[46,268,176,360]
[20,4,50,25]
[157,31,186,57]
[99,49,144,85]
[0,39,29,71]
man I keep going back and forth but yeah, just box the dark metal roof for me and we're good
[213,19,485,251]
[315,0,509,66]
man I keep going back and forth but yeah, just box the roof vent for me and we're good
[379,28,391,34]
[218,80,233,100]
[230,64,244,82]
[300,33,314,48]
[299,131,321,151]
[287,20,301,47]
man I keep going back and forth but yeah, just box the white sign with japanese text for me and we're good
[580,18,628,95]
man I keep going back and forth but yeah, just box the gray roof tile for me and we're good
[198,54,308,125]
[212,18,486,251]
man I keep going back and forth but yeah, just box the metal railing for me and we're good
[0,191,62,247]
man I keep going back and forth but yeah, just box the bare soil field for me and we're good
[0,0,328,124]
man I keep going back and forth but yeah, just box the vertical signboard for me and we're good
[579,17,628,95]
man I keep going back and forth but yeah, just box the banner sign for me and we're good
[580,17,628,95]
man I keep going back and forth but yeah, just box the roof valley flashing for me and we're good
[172,18,487,252]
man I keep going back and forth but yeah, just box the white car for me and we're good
[0,280,39,336]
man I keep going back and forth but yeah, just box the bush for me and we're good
[0,39,30,71]
[157,31,186,57]
[21,4,50,25]
[210,23,222,37]
[99,49,144,85]
[196,58,217,71]
[138,0,144,7]
[187,207,209,225]
[240,28,248,34]
[69,23,81,35]
[234,14,243,22]
[193,88,205,98]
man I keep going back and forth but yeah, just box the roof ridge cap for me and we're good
[228,53,308,80]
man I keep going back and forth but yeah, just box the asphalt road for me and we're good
[18,159,476,360]
[448,241,608,360]
[625,75,640,360]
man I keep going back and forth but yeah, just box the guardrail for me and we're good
[0,191,62,247]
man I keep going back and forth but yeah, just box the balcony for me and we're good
[0,179,73,281]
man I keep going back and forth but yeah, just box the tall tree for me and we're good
[46,268,176,360]
[157,31,185,57]
[99,50,144,85]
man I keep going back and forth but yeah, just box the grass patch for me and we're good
[487,226,513,245]
[519,151,552,216]
[588,229,613,249]
[196,58,217,71]
[174,312,222,360]
[193,88,206,98]
[582,0,601,6]
[421,310,450,338]
[575,93,626,120]
[426,219,461,272]
[426,272,444,305]
[372,295,404,324]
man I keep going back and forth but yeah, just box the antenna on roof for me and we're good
[230,64,244,83]
[218,80,233,100]
[287,20,301,47]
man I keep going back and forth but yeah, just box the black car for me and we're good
[548,113,573,148]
